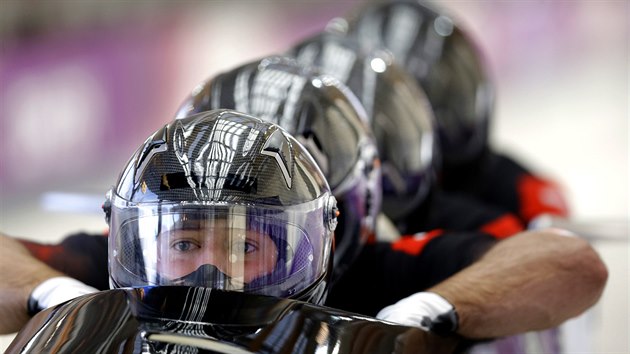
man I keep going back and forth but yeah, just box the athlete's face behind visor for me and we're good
[156,215,277,284]
[110,203,329,299]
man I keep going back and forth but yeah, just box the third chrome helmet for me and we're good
[288,30,439,223]
[344,0,494,167]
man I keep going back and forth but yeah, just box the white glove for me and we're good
[376,292,458,334]
[28,276,98,315]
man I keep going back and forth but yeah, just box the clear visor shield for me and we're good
[109,196,332,298]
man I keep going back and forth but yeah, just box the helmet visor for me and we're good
[109,196,332,298]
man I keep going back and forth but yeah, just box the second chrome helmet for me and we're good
[176,56,381,281]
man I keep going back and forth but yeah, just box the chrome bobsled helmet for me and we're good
[105,110,338,305]
[343,0,494,167]
[176,56,381,281]
[288,30,438,222]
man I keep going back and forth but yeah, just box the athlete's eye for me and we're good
[243,241,258,254]
[232,240,258,254]
[172,240,199,252]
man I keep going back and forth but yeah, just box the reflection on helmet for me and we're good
[175,56,381,282]
[107,110,337,304]
[343,0,494,166]
[288,30,439,222]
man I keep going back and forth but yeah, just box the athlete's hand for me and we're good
[377,292,458,334]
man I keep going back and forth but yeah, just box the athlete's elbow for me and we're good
[556,233,608,311]
[574,238,608,301]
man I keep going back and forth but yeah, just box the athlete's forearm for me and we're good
[429,229,608,339]
[0,233,65,334]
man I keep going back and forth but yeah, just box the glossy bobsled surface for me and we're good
[8,287,458,353]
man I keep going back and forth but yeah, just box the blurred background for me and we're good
[1,0,627,352]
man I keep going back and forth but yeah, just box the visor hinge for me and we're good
[326,195,339,232]
[103,189,113,224]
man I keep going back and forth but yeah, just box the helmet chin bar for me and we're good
[158,264,232,288]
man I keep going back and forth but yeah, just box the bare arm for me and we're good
[429,229,608,339]
[0,233,65,334]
